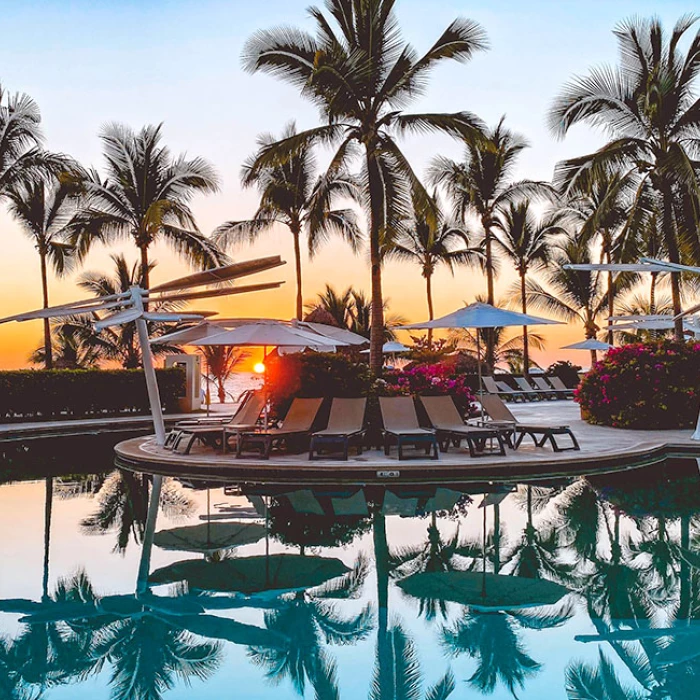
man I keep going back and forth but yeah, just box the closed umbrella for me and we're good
[402,302,561,412]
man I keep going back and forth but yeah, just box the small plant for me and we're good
[576,341,700,429]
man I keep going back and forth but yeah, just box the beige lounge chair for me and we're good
[237,397,324,459]
[548,376,575,398]
[309,398,367,460]
[169,393,265,455]
[379,396,438,460]
[479,394,579,452]
[482,376,527,402]
[420,395,506,457]
[514,377,545,400]
[532,376,568,399]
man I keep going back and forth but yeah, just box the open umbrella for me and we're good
[149,554,351,596]
[397,570,568,612]
[154,522,266,555]
[401,302,561,413]
[561,339,614,351]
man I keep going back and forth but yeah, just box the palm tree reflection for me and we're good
[81,471,193,553]
[249,556,373,698]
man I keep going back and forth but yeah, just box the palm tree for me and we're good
[59,254,183,368]
[214,122,361,320]
[388,193,479,345]
[201,346,246,403]
[525,238,611,367]
[0,84,56,202]
[29,319,101,369]
[70,123,224,289]
[494,202,565,374]
[549,15,700,338]
[562,169,635,345]
[429,118,551,369]
[242,0,488,373]
[6,174,81,368]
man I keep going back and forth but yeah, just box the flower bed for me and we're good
[575,341,700,429]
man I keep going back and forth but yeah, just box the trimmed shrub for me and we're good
[0,368,185,422]
[575,341,700,429]
[546,360,582,388]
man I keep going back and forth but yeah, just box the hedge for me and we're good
[575,341,700,429]
[0,368,186,422]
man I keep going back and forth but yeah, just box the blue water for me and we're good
[1,441,699,699]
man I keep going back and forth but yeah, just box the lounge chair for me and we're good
[548,376,576,398]
[513,377,545,401]
[236,397,324,459]
[379,396,438,460]
[532,377,568,399]
[420,395,506,457]
[308,398,367,461]
[168,393,265,455]
[172,389,257,429]
[482,376,526,402]
[479,394,580,452]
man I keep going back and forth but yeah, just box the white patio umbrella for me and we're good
[187,321,348,427]
[292,321,368,346]
[561,339,614,351]
[401,302,562,413]
[360,341,410,354]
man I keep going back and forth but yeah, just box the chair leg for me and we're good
[343,438,349,461]
[308,438,316,461]
[431,439,439,460]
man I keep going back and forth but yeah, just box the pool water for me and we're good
[2,437,700,699]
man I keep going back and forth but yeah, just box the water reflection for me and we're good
[2,453,700,698]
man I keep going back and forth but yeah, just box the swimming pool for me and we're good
[1,436,699,699]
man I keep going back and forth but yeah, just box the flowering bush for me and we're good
[576,341,700,429]
[383,362,477,415]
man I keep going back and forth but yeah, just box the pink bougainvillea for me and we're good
[576,341,700,429]
[383,362,477,415]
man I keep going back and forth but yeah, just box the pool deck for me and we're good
[113,402,700,485]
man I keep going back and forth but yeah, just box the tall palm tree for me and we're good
[214,122,361,320]
[71,123,224,289]
[242,0,488,373]
[430,118,551,369]
[549,15,700,338]
[525,238,612,367]
[562,170,635,345]
[493,202,565,375]
[388,193,479,345]
[6,174,81,369]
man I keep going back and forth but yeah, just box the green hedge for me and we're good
[0,369,186,422]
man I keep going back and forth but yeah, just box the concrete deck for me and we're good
[114,402,700,486]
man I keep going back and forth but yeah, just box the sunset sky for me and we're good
[0,0,692,369]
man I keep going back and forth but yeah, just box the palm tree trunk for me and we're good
[482,214,496,372]
[426,272,434,347]
[650,272,657,314]
[493,502,501,574]
[291,222,303,320]
[366,146,385,376]
[679,514,691,621]
[140,245,150,289]
[520,270,529,376]
[40,249,53,370]
[660,183,683,339]
[372,508,391,697]
[605,236,614,346]
[42,477,53,601]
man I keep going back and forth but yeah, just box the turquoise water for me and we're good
[1,439,700,699]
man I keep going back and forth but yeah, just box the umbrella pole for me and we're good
[477,332,484,421]
[206,488,211,550]
[481,495,487,600]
